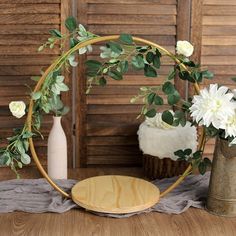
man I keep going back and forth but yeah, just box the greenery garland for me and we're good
[0,16,224,177]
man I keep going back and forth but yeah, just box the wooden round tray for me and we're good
[71,175,160,214]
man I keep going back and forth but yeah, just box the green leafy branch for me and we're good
[174,149,212,175]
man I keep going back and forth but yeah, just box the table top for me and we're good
[0,166,236,236]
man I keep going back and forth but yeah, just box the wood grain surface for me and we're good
[0,167,236,236]
[72,175,160,213]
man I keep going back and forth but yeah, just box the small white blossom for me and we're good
[9,101,26,119]
[176,40,194,57]
[223,111,236,138]
[190,84,236,129]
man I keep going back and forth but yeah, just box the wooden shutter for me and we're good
[76,0,190,166]
[0,0,72,167]
[200,0,236,157]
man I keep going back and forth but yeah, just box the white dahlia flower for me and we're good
[189,84,236,129]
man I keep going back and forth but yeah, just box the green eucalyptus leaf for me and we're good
[167,91,180,105]
[203,157,212,166]
[202,70,214,79]
[21,153,31,165]
[58,83,69,92]
[192,150,202,160]
[65,16,77,32]
[174,150,185,158]
[154,95,164,105]
[184,148,192,156]
[60,106,70,115]
[147,93,156,105]
[119,34,133,44]
[49,29,62,38]
[155,48,162,57]
[31,91,42,100]
[131,55,145,70]
[153,55,161,69]
[118,60,129,74]
[144,64,157,77]
[23,140,29,152]
[198,162,207,175]
[17,141,25,154]
[167,69,176,80]
[108,70,123,80]
[107,42,123,54]
[146,52,154,64]
[99,77,107,86]
[85,60,102,70]
[145,109,156,118]
[179,71,195,82]
[162,81,175,95]
[161,110,173,125]
[231,77,236,82]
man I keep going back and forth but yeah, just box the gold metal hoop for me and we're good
[27,35,203,199]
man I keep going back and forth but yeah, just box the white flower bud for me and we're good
[176,40,194,57]
[9,101,26,119]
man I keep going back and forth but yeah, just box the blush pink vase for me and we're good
[47,116,67,179]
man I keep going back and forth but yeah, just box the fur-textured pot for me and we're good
[143,155,189,180]
[138,120,197,179]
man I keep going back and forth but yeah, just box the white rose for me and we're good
[9,101,26,119]
[176,40,194,57]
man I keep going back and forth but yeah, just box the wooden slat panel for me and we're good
[87,155,142,165]
[87,0,176,4]
[88,15,176,25]
[203,16,236,26]
[202,46,236,55]
[0,35,51,45]
[88,25,176,35]
[203,26,236,36]
[0,1,72,170]
[0,14,60,25]
[203,5,236,15]
[0,25,59,35]
[203,0,236,5]
[88,4,176,15]
[0,46,59,55]
[87,136,138,146]
[0,4,60,14]
[1,0,61,3]
[202,36,236,45]
[201,2,236,159]
[75,0,178,167]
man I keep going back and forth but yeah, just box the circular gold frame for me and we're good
[27,35,204,199]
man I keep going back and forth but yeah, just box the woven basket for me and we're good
[142,154,189,180]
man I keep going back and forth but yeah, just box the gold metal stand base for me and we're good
[71,175,160,214]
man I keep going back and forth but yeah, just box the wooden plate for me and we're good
[71,175,160,214]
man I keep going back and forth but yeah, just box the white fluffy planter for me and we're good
[138,115,198,179]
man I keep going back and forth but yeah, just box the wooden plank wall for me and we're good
[0,0,72,167]
[76,0,180,166]
[201,0,236,157]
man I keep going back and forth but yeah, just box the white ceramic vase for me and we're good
[47,116,67,179]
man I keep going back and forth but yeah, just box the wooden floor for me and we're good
[0,167,236,236]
